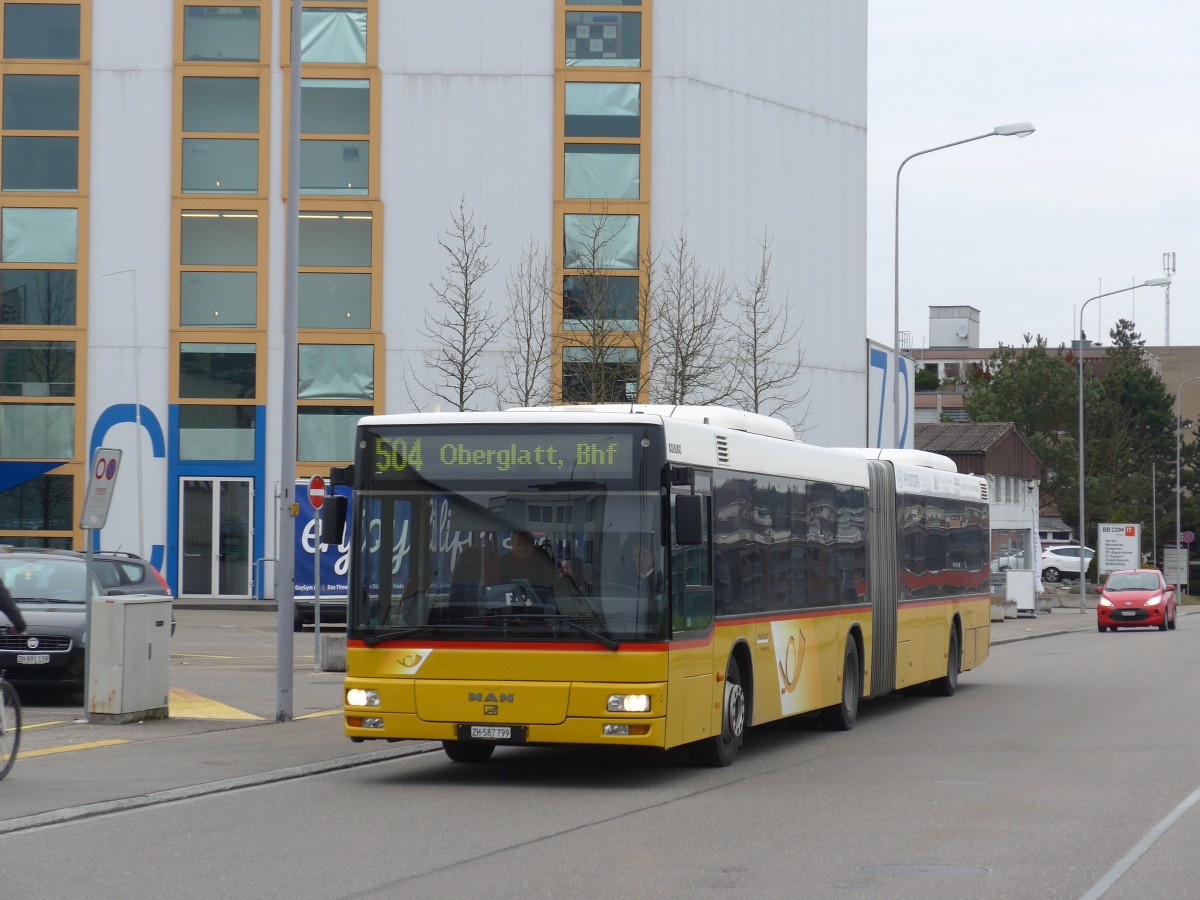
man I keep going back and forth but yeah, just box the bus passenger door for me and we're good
[667,482,717,749]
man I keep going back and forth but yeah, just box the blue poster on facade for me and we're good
[294,481,352,598]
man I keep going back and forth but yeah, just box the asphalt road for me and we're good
[3,611,1199,898]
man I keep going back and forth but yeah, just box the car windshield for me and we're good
[0,558,88,602]
[1106,573,1160,592]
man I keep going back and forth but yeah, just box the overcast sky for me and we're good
[867,1,1199,353]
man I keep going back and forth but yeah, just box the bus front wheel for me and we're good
[690,656,746,767]
[819,638,861,731]
[931,629,960,697]
[442,740,495,763]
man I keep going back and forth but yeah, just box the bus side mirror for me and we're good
[674,494,703,545]
[320,494,348,545]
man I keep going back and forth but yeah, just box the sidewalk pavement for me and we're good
[3,605,1194,835]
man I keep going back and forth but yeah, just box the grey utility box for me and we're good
[88,594,172,724]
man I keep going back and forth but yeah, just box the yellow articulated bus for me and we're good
[332,405,990,766]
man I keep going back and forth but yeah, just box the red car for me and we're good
[1095,569,1178,632]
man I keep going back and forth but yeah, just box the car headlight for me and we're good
[1098,597,1114,607]
[1146,595,1163,606]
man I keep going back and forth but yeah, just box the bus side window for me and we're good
[671,493,713,633]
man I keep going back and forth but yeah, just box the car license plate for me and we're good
[470,725,511,740]
[1120,610,1137,617]
[17,654,50,664]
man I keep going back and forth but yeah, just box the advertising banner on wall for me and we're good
[294,480,351,598]
[1098,523,1140,575]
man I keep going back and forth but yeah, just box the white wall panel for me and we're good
[86,1,175,556]
[651,0,867,446]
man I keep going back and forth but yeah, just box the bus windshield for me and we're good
[349,423,666,645]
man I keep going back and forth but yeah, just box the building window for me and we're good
[301,78,369,134]
[564,213,638,270]
[179,342,257,399]
[180,271,256,327]
[181,78,260,194]
[183,5,261,62]
[0,340,75,396]
[564,144,639,199]
[299,211,371,266]
[565,11,641,67]
[180,210,257,266]
[298,344,373,400]
[563,274,638,329]
[562,346,639,403]
[178,404,255,461]
[565,82,639,136]
[0,473,73,531]
[1,207,77,263]
[300,140,367,196]
[299,271,370,328]
[183,77,259,133]
[0,269,76,324]
[300,8,367,63]
[2,73,79,191]
[182,139,258,194]
[3,3,81,60]
[0,402,73,457]
[298,405,369,461]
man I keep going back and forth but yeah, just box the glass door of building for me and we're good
[180,478,253,597]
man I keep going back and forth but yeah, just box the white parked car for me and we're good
[1040,545,1095,583]
[991,549,1026,572]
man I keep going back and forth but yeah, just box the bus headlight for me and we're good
[607,694,650,713]
[346,689,381,707]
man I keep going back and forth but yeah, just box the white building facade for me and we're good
[0,0,868,598]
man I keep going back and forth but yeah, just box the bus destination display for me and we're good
[370,431,635,480]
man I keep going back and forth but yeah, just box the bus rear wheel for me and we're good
[442,740,495,763]
[819,638,861,731]
[690,656,746,767]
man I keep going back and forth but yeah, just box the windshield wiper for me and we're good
[542,615,619,650]
[363,625,463,646]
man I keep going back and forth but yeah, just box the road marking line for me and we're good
[21,720,68,730]
[295,710,340,720]
[18,739,129,759]
[168,687,264,721]
[1081,783,1200,899]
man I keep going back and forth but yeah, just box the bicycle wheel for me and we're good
[0,679,21,780]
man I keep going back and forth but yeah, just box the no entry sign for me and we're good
[308,474,326,510]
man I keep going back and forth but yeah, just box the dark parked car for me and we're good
[0,548,175,685]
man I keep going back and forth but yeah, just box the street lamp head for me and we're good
[993,122,1036,137]
[1143,276,1172,287]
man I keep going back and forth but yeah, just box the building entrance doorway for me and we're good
[180,478,253,597]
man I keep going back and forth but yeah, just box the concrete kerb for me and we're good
[0,740,440,836]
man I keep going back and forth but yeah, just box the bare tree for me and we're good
[499,238,554,408]
[728,234,808,425]
[648,230,735,406]
[560,209,644,404]
[417,196,500,411]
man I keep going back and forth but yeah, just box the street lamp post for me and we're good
[1076,277,1172,612]
[1175,376,1200,593]
[893,122,1034,448]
